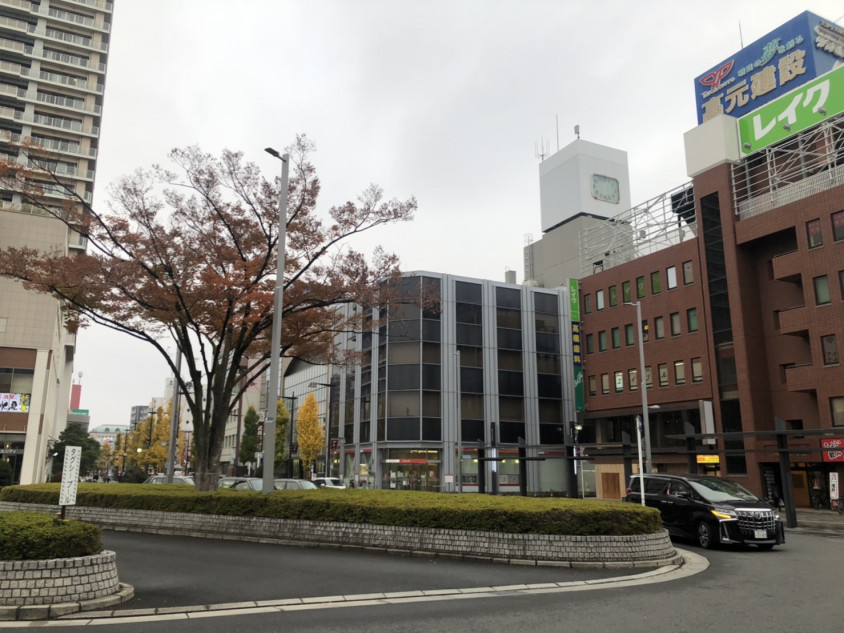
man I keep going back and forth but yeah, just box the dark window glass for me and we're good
[387,419,420,441]
[586,333,594,354]
[538,399,562,423]
[388,365,420,390]
[461,394,484,419]
[456,323,482,346]
[422,319,441,342]
[622,281,632,303]
[359,420,370,443]
[498,396,524,421]
[584,294,592,314]
[601,373,609,394]
[834,211,844,242]
[814,276,831,305]
[636,276,646,298]
[534,293,558,314]
[458,346,483,367]
[422,364,441,390]
[390,303,420,320]
[611,327,620,349]
[535,313,559,333]
[536,353,560,374]
[588,375,597,396]
[389,319,420,342]
[422,391,440,416]
[461,367,484,393]
[388,342,419,364]
[455,281,482,303]
[461,419,485,442]
[496,286,521,308]
[651,271,661,294]
[497,328,523,350]
[535,332,560,354]
[422,418,441,441]
[497,308,521,329]
[498,370,524,396]
[539,423,566,444]
[537,373,562,398]
[456,303,482,324]
[498,350,523,371]
[625,323,634,345]
[422,343,440,363]
[499,421,524,444]
[687,308,699,332]
[609,285,618,307]
[598,330,607,352]
[388,391,419,417]
[421,276,441,319]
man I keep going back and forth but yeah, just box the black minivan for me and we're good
[625,473,785,550]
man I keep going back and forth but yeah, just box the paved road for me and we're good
[2,524,842,632]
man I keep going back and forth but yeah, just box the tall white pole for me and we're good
[165,346,182,483]
[635,301,653,472]
[636,415,645,506]
[262,148,289,495]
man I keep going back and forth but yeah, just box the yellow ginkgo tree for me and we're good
[296,393,324,477]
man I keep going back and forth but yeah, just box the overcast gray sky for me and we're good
[75,0,844,428]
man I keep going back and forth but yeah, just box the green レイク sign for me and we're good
[739,65,844,155]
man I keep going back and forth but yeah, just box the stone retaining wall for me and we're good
[1,502,676,565]
[0,551,119,607]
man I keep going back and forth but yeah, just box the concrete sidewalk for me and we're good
[789,507,844,535]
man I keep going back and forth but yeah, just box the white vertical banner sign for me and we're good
[59,446,82,508]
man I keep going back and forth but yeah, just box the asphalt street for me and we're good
[1,507,842,632]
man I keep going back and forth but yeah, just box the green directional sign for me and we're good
[739,65,844,155]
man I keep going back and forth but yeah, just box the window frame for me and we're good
[807,218,823,248]
[666,266,677,290]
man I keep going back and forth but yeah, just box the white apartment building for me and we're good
[0,0,112,484]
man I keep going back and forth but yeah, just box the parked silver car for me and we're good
[218,477,262,491]
[142,475,195,485]
[274,478,318,490]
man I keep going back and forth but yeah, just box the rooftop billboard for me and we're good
[694,11,844,124]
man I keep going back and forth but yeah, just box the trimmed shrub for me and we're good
[0,484,662,536]
[0,511,102,561]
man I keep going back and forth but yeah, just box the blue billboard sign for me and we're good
[694,11,844,124]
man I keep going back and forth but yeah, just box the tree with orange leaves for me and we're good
[0,135,416,490]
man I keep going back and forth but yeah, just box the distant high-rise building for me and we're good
[0,0,113,484]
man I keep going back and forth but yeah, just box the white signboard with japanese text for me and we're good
[59,446,81,507]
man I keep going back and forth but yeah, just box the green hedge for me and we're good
[0,484,661,536]
[0,511,102,561]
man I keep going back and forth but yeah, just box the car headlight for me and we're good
[711,508,737,520]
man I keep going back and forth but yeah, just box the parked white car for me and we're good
[311,477,346,489]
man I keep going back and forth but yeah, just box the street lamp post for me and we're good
[625,301,652,473]
[262,147,290,494]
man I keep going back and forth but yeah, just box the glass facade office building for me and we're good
[323,272,576,494]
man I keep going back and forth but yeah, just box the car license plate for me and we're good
[754,529,767,539]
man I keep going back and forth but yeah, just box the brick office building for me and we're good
[575,12,844,505]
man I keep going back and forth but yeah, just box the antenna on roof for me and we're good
[574,124,581,139]
[535,138,549,162]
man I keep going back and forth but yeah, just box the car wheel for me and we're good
[696,521,717,549]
